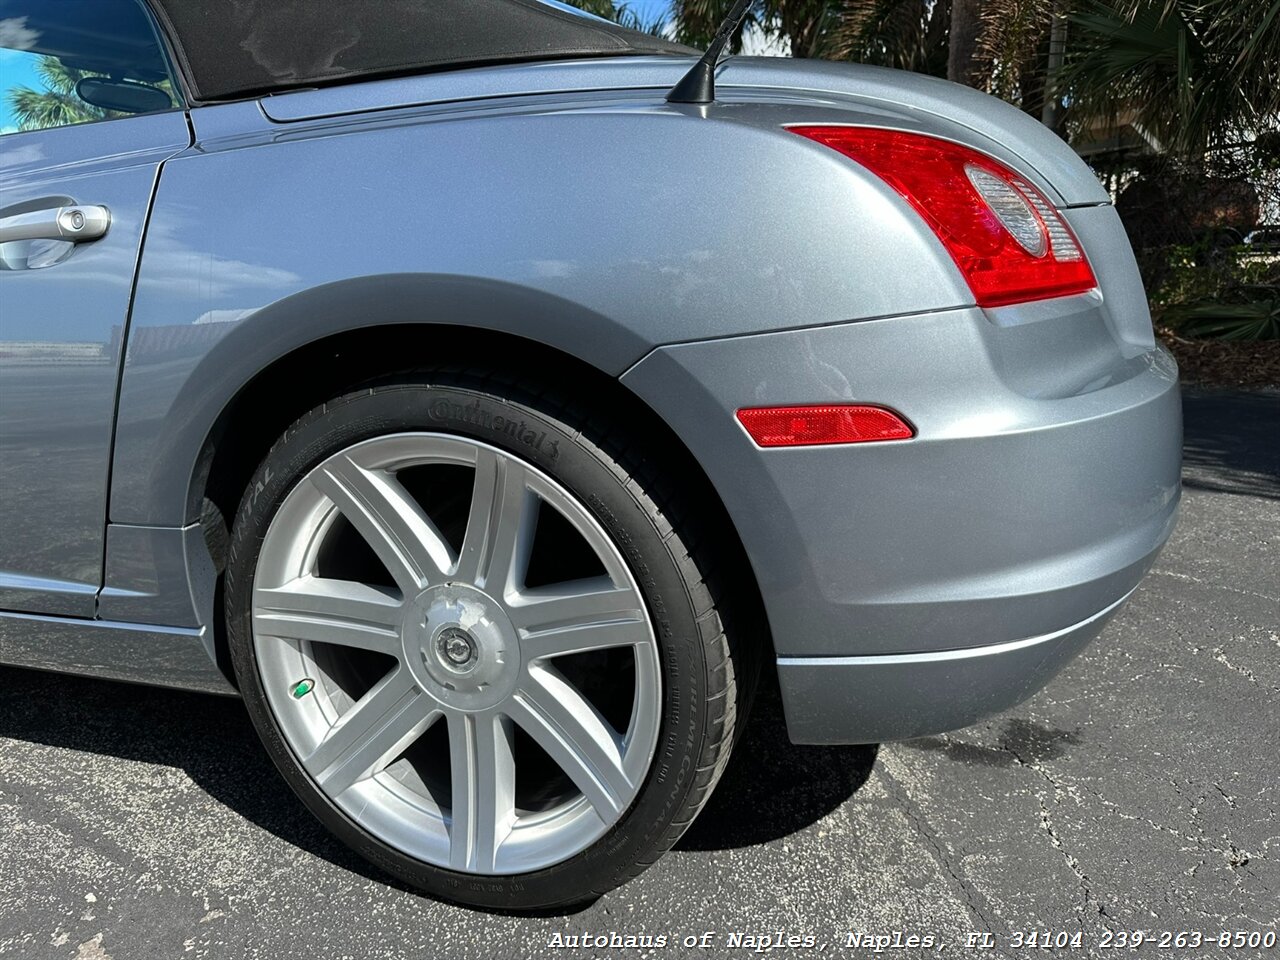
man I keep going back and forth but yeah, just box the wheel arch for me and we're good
[116,273,653,530]
[190,318,770,688]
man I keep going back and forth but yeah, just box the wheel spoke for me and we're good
[508,577,644,634]
[517,581,652,663]
[510,577,648,663]
[454,448,536,594]
[302,668,437,795]
[509,666,631,819]
[312,453,454,594]
[447,711,516,873]
[254,577,402,655]
[519,619,651,663]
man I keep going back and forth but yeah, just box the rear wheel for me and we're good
[225,374,746,908]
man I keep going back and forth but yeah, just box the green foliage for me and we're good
[571,0,625,14]
[671,0,774,52]
[1061,1,1279,340]
[5,53,177,132]
[975,0,1056,105]
[825,0,950,74]
[1164,293,1280,341]
[1062,0,1280,158]
[1153,237,1280,340]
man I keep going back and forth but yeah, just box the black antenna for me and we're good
[665,0,754,104]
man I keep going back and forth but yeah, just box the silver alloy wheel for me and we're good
[251,433,662,875]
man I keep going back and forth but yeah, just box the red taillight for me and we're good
[736,405,914,447]
[789,126,1097,307]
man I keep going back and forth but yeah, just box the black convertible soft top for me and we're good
[146,0,693,101]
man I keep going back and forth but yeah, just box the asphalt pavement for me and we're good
[0,388,1276,959]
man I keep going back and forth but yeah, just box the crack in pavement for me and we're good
[1148,568,1280,604]
[1208,644,1279,694]
[874,761,1001,933]
[990,738,1101,920]
[921,730,1274,921]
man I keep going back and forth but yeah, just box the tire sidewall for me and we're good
[225,379,713,909]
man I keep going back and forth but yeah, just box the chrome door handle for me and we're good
[0,204,111,244]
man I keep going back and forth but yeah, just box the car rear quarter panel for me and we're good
[110,95,975,526]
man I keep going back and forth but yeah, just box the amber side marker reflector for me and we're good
[736,405,915,447]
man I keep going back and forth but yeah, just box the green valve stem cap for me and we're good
[290,678,315,699]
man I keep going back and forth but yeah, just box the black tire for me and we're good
[224,371,751,909]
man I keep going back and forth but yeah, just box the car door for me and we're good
[0,0,190,616]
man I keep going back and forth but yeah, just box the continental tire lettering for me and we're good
[427,398,560,460]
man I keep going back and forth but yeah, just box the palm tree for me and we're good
[670,0,1078,98]
[672,0,850,59]
[671,0,951,73]
[6,57,113,131]
[827,0,951,75]
[948,0,984,84]
[973,0,1056,102]
[561,0,1280,158]
[1059,0,1279,338]
[566,0,671,35]
[1061,0,1280,158]
[583,0,1051,99]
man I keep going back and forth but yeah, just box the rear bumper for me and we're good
[776,587,1133,744]
[622,295,1181,743]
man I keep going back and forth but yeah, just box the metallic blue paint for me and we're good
[109,92,974,526]
[621,309,1181,660]
[0,53,1180,740]
[0,111,191,616]
[0,609,233,695]
[777,589,1137,744]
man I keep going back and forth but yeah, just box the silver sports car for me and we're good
[0,0,1181,909]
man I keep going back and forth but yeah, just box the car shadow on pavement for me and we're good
[0,665,409,889]
[0,664,878,880]
[1181,388,1280,500]
[676,680,878,851]
[897,718,1079,768]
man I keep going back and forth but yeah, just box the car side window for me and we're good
[0,0,181,137]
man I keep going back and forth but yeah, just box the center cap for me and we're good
[435,626,478,671]
[403,583,519,711]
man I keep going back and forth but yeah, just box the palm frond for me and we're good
[976,0,1055,103]
[674,0,761,50]
[7,85,106,131]
[560,0,673,37]
[3,56,113,131]
[1061,0,1279,158]
[614,5,673,36]
[1165,294,1280,341]
[34,55,89,95]
[823,0,948,75]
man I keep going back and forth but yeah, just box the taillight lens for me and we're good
[789,126,1097,307]
[736,404,914,447]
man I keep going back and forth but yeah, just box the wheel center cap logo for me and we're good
[432,626,478,672]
